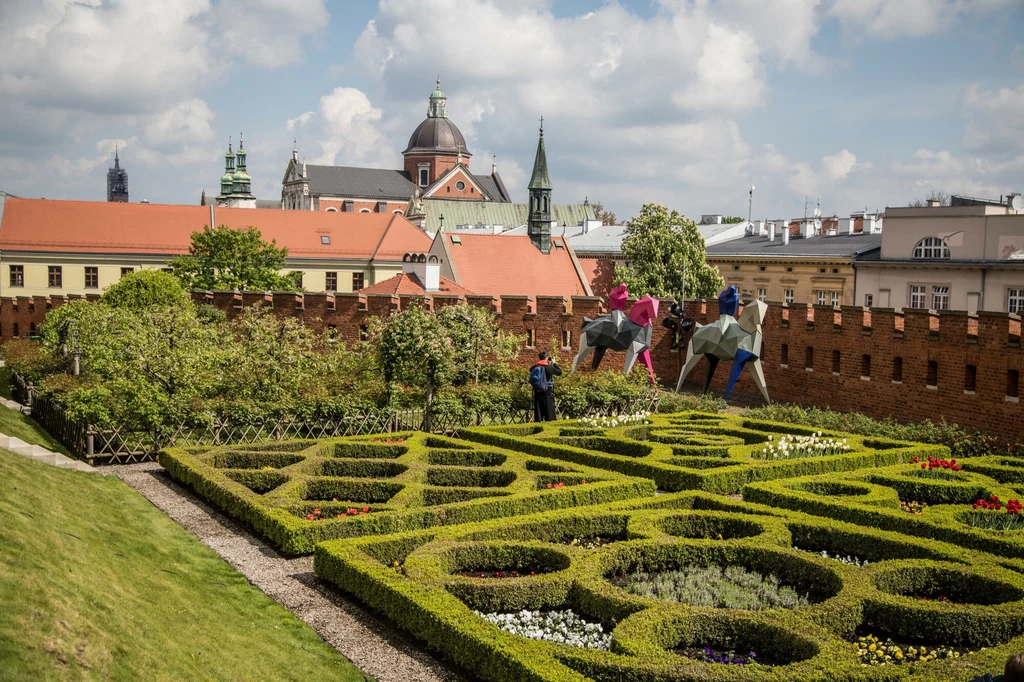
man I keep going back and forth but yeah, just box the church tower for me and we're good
[107,147,129,202]
[527,120,552,254]
[217,134,256,208]
[402,80,471,188]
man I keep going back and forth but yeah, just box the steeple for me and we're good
[107,146,128,202]
[527,119,552,254]
[292,138,298,162]
[427,77,447,118]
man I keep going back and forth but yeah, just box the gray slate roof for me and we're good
[705,233,883,258]
[305,165,417,200]
[566,224,628,253]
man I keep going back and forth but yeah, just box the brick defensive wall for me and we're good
[0,292,1019,440]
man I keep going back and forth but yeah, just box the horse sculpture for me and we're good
[674,285,770,402]
[572,284,659,383]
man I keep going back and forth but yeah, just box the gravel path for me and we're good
[99,462,464,682]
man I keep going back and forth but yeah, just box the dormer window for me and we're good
[912,237,950,259]
[321,235,331,245]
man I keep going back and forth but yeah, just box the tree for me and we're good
[100,269,192,311]
[590,202,618,226]
[722,216,745,224]
[614,203,724,299]
[908,190,951,207]
[435,304,522,384]
[375,304,453,431]
[167,225,300,291]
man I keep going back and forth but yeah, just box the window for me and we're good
[912,237,950,259]
[120,267,134,279]
[343,200,354,212]
[527,328,536,347]
[758,265,766,271]
[909,285,926,308]
[561,329,571,348]
[757,287,767,302]
[291,272,303,289]
[805,347,814,371]
[780,343,789,366]
[419,168,429,187]
[893,356,903,382]
[321,235,331,245]
[1008,288,1024,314]
[864,294,873,307]
[830,291,839,306]
[554,241,564,249]
[450,235,462,245]
[1008,370,1020,399]
[784,289,794,303]
[9,265,23,287]
[455,180,466,191]
[931,286,949,310]
[861,354,871,379]
[48,266,62,288]
[832,349,841,374]
[818,267,826,274]
[12,323,18,338]
[352,273,364,291]
[817,291,827,305]
[964,364,977,393]
[927,360,938,387]
[832,268,839,274]
[732,265,739,270]
[325,272,337,292]
[359,208,371,213]
[786,266,793,272]
[85,267,99,289]
[359,325,368,342]
[325,207,338,212]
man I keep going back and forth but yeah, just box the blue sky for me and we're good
[1,0,1022,222]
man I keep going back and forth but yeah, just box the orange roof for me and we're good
[441,233,591,298]
[0,198,431,260]
[361,272,475,296]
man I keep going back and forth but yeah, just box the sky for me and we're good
[1,0,1023,223]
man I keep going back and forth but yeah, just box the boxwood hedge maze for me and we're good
[161,413,1024,681]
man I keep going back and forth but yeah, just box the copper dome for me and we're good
[404,117,471,156]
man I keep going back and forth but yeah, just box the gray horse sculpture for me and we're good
[674,288,770,403]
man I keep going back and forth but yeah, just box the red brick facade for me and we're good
[2,293,1020,439]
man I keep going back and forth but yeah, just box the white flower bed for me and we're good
[577,412,650,428]
[756,432,851,460]
[475,609,611,650]
[795,546,869,567]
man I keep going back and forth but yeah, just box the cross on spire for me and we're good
[539,116,544,134]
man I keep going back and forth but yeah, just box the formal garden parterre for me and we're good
[154,410,1024,680]
[159,432,655,554]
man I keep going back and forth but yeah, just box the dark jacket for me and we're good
[530,360,562,394]
[969,674,1003,682]
[531,361,562,422]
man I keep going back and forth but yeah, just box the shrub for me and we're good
[620,565,811,610]
[1,339,63,382]
[99,269,192,311]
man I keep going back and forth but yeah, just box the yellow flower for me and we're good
[894,650,903,659]
[869,644,876,652]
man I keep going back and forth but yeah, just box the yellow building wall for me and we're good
[708,258,855,306]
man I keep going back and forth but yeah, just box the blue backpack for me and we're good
[529,365,553,392]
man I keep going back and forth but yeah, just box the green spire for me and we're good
[528,118,551,191]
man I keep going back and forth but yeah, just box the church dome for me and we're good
[404,117,470,156]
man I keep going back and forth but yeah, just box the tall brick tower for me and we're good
[106,147,128,202]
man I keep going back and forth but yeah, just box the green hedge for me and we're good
[160,431,656,555]
[314,492,1024,682]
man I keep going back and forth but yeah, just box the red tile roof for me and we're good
[442,233,591,298]
[361,272,475,296]
[0,198,431,260]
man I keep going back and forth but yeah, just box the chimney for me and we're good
[783,228,790,245]
[402,253,441,292]
[840,217,855,234]
[769,222,776,241]
[802,221,815,239]
[864,214,877,233]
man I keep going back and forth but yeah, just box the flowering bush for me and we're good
[564,536,611,549]
[963,496,1024,530]
[621,565,810,610]
[577,412,650,428]
[678,647,758,665]
[909,455,964,479]
[794,547,869,567]
[900,500,928,515]
[305,506,369,521]
[475,609,610,650]
[855,634,974,666]
[754,432,851,460]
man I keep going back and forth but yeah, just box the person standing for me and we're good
[529,351,562,422]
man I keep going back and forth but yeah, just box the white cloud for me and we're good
[962,83,1024,154]
[828,0,1016,39]
[293,87,399,169]
[212,0,330,69]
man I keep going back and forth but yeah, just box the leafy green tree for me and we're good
[100,269,192,311]
[614,203,724,299]
[722,216,745,224]
[167,225,300,291]
[375,304,453,431]
[435,304,522,384]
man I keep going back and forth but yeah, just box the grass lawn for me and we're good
[0,452,372,681]
[0,364,68,454]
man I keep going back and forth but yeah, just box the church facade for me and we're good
[280,81,512,215]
